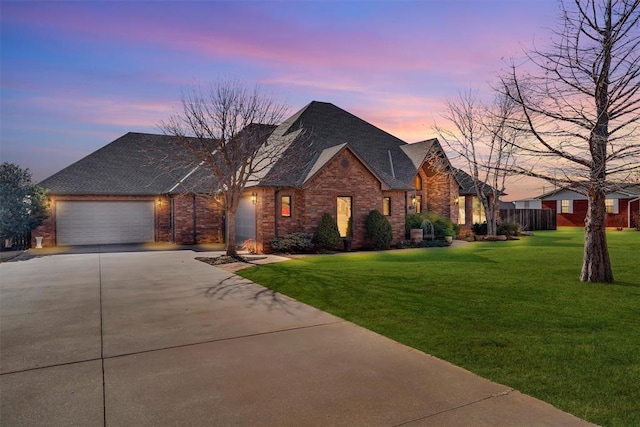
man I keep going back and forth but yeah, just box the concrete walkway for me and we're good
[0,249,594,426]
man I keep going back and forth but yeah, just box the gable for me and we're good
[302,144,389,190]
[260,101,419,190]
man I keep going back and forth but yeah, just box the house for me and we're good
[35,101,477,252]
[513,198,542,210]
[538,185,640,228]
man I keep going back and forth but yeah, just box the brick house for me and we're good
[35,101,473,251]
[538,185,640,228]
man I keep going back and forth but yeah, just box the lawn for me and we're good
[239,227,640,426]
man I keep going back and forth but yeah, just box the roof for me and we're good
[39,132,202,195]
[454,168,497,196]
[260,101,420,190]
[536,183,640,199]
[40,101,461,195]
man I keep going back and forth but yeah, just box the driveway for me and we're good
[0,249,593,426]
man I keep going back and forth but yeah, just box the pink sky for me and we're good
[1,1,558,199]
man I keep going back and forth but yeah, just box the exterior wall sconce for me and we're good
[251,192,257,205]
[454,197,459,205]
[157,198,162,207]
[411,195,417,206]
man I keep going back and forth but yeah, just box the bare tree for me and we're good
[436,90,517,236]
[160,78,289,257]
[501,0,640,282]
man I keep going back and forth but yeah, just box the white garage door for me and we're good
[56,201,155,245]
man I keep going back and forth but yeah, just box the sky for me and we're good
[1,0,559,200]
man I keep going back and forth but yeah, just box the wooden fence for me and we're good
[500,209,556,231]
[1,232,32,251]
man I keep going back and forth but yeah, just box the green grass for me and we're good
[239,228,640,426]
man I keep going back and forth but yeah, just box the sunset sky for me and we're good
[1,0,559,199]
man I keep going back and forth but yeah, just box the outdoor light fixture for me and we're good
[454,197,459,205]
[411,195,417,206]
[157,198,162,207]
[251,192,257,205]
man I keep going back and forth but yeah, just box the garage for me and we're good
[56,201,155,245]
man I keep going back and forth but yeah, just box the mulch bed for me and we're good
[195,255,267,266]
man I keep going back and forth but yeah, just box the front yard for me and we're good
[239,227,640,426]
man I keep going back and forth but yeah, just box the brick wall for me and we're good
[172,194,224,244]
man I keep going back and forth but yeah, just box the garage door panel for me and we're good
[57,201,154,245]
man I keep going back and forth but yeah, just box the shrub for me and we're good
[472,222,487,235]
[405,214,423,234]
[366,210,393,250]
[497,221,520,237]
[269,232,314,253]
[406,211,458,239]
[316,213,342,250]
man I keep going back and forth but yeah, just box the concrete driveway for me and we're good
[1,249,593,426]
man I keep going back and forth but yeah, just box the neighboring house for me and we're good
[35,101,479,251]
[513,198,542,210]
[538,185,640,228]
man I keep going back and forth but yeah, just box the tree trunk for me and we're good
[225,208,238,257]
[581,191,613,282]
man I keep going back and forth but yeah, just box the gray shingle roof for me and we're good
[260,101,421,190]
[454,168,497,196]
[40,102,462,196]
[39,132,200,195]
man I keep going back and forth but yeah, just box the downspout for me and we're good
[192,194,197,244]
[628,197,640,228]
[171,197,176,243]
[274,188,280,239]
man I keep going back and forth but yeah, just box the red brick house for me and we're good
[538,186,640,228]
[35,101,470,251]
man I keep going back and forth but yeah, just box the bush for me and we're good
[633,211,640,231]
[270,232,314,253]
[406,212,458,239]
[316,213,342,250]
[366,210,393,250]
[472,222,487,235]
[405,214,423,234]
[497,221,520,237]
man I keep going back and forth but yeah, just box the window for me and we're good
[382,197,391,216]
[281,195,291,217]
[415,175,422,191]
[337,196,352,237]
[560,200,573,214]
[605,199,618,214]
[458,196,466,225]
[414,195,422,214]
[524,201,530,209]
[472,197,486,223]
